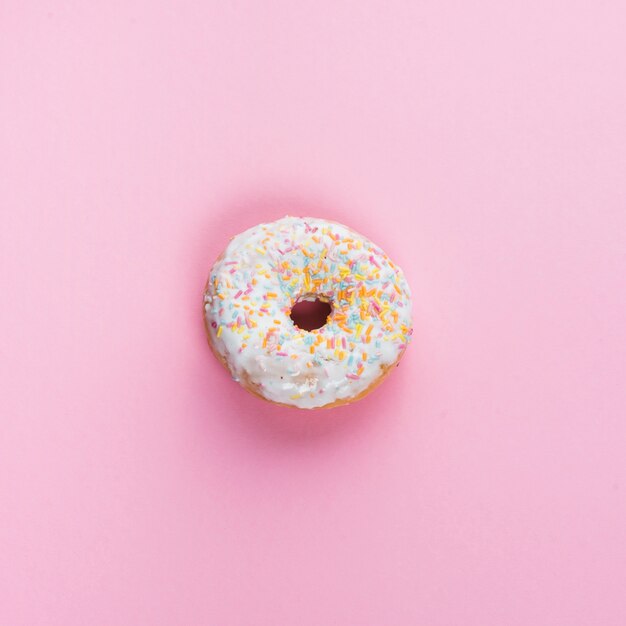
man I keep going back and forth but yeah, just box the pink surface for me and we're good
[2,2,626,624]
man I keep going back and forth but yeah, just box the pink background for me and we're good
[2,2,626,624]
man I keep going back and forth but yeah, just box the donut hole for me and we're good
[289,297,332,331]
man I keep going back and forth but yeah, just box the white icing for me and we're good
[204,217,412,409]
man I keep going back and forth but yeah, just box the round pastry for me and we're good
[203,216,412,409]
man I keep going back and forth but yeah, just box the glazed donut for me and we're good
[203,216,412,409]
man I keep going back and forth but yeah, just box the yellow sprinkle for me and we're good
[255,246,266,255]
[216,326,223,338]
[274,319,281,324]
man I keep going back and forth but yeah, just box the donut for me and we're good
[203,216,412,409]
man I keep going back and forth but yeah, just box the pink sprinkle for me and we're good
[346,373,360,380]
[245,313,252,328]
[229,268,236,274]
[372,302,381,313]
[234,290,242,299]
[244,287,252,295]
[342,336,347,349]
[276,352,288,357]
[382,281,390,289]
[225,261,238,265]
[331,336,336,348]
[390,293,396,302]
[369,255,380,268]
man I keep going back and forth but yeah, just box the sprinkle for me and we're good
[216,326,223,338]
[255,246,266,255]
[346,373,360,380]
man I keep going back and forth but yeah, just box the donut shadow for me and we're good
[189,189,412,446]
